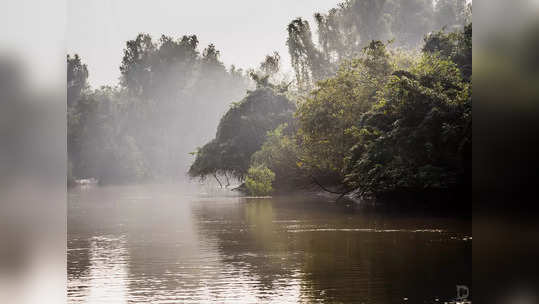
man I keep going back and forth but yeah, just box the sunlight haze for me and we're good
[67,0,339,87]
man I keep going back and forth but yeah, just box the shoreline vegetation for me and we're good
[189,25,471,210]
[68,0,471,213]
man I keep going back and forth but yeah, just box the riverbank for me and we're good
[273,185,471,216]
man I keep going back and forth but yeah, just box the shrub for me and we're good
[245,165,275,196]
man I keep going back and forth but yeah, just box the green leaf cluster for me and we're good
[245,166,276,196]
[290,25,472,196]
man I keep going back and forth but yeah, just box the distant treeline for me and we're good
[68,36,250,185]
[68,0,471,194]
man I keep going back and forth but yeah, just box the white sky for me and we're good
[67,0,340,87]
[1,0,65,89]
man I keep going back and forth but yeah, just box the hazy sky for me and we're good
[1,0,65,88]
[67,0,340,87]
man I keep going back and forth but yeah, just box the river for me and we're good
[68,184,471,303]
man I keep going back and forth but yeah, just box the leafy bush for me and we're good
[345,53,471,194]
[245,166,275,196]
[250,124,308,191]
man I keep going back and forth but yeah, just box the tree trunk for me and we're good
[213,173,223,188]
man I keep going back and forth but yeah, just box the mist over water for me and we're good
[5,0,539,303]
[0,0,486,303]
[67,0,473,186]
[68,185,471,304]
[64,2,474,302]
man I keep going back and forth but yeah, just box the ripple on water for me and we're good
[68,186,471,303]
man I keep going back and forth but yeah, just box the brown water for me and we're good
[68,184,471,303]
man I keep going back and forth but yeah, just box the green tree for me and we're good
[346,53,471,195]
[245,165,275,196]
[295,41,394,186]
[67,54,92,181]
[286,0,470,89]
[287,18,329,91]
[423,23,472,81]
[250,124,307,191]
[189,88,295,181]
[115,33,248,180]
[67,54,89,106]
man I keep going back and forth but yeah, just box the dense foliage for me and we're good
[68,0,472,206]
[238,24,472,199]
[287,0,471,90]
[345,54,471,195]
[423,23,472,81]
[250,123,306,192]
[188,88,295,182]
[295,41,394,182]
[245,166,275,196]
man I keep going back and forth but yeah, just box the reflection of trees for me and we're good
[295,228,471,303]
[68,186,220,302]
[194,198,296,295]
[241,199,295,290]
[69,188,471,303]
[121,193,218,300]
[194,196,471,303]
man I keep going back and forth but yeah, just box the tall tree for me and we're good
[286,0,470,89]
[67,54,89,106]
[295,41,393,184]
[287,18,328,91]
[68,33,250,184]
[189,88,295,181]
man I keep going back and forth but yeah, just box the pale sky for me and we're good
[67,0,340,87]
[1,0,65,88]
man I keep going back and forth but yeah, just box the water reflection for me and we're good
[193,196,471,303]
[68,185,471,303]
[68,235,129,303]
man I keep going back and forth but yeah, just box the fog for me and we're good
[68,0,472,186]
[3,0,539,303]
[67,0,340,87]
[67,39,252,184]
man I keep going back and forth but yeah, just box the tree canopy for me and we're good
[248,24,472,199]
[68,0,472,207]
[287,0,471,90]
[188,88,295,181]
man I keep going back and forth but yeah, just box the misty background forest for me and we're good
[68,0,471,205]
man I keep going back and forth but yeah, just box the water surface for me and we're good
[68,184,471,303]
